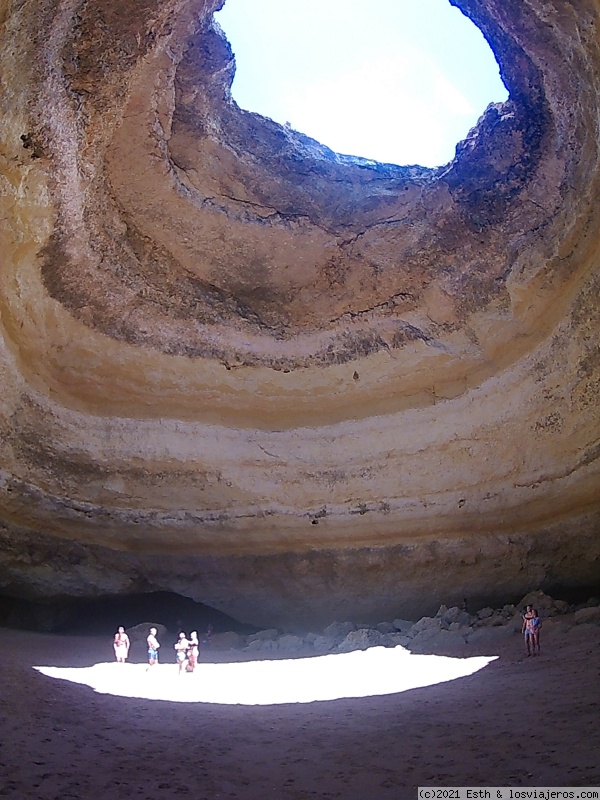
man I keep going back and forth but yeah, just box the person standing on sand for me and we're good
[174,631,190,674]
[147,627,160,668]
[522,605,534,656]
[522,606,541,656]
[113,626,130,663]
[530,608,541,655]
[187,631,199,673]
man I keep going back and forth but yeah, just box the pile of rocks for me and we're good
[206,590,600,657]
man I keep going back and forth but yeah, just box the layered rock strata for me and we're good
[0,0,598,628]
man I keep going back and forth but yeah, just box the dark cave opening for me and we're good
[0,591,257,637]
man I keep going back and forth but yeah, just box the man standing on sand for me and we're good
[522,605,534,656]
[522,605,541,656]
[113,626,130,663]
[147,627,160,669]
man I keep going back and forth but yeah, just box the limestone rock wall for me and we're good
[0,0,598,628]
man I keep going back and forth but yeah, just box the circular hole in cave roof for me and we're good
[215,0,508,168]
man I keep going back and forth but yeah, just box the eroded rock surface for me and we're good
[0,0,598,629]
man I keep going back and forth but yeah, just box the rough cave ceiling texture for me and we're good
[0,0,599,629]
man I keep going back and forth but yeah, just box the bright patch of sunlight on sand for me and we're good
[35,647,497,705]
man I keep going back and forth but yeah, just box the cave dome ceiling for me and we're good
[0,0,598,628]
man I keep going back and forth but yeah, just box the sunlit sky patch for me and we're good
[35,647,497,705]
[215,0,508,167]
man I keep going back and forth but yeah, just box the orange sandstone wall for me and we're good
[0,0,598,627]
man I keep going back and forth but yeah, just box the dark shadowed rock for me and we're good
[308,635,335,653]
[324,621,356,644]
[277,634,305,651]
[392,619,414,633]
[436,605,473,627]
[337,629,385,652]
[572,607,600,625]
[408,616,442,638]
[381,633,411,649]
[247,628,279,643]
[211,632,245,651]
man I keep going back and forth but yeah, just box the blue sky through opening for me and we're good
[215,0,508,167]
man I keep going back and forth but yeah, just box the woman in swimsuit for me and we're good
[530,608,541,655]
[113,626,130,663]
[174,631,190,674]
[186,631,199,673]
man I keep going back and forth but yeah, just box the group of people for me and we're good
[174,631,200,673]
[118,615,542,664]
[112,624,213,671]
[522,605,542,656]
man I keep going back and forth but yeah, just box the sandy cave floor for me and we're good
[0,621,599,799]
